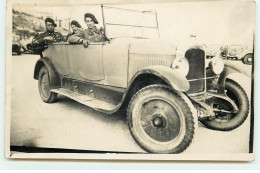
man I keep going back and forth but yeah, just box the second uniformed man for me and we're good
[68,13,106,44]
[66,20,82,41]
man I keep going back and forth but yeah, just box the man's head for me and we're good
[84,13,98,29]
[71,20,81,33]
[45,18,57,32]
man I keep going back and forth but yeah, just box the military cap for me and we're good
[45,18,57,27]
[71,20,82,28]
[84,13,98,24]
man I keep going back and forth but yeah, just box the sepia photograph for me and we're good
[5,0,255,160]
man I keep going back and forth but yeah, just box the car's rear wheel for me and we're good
[200,79,249,131]
[242,53,253,65]
[127,84,197,153]
[38,66,57,103]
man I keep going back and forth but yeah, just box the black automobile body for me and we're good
[12,43,21,55]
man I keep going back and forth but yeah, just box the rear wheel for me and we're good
[200,79,249,131]
[242,53,253,65]
[127,84,197,153]
[38,66,57,103]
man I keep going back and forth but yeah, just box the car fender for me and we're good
[128,65,190,92]
[234,48,253,59]
[33,57,61,89]
[217,61,250,93]
[95,65,190,114]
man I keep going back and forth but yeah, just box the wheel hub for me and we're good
[152,115,166,127]
[139,99,182,142]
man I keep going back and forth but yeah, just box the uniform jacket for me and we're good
[66,32,75,41]
[68,27,106,43]
[33,31,63,46]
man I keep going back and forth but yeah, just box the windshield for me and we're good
[102,5,159,39]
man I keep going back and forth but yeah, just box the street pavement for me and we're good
[10,54,253,154]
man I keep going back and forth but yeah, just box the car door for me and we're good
[66,43,104,82]
[43,44,71,77]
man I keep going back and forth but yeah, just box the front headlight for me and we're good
[171,57,189,76]
[209,57,224,75]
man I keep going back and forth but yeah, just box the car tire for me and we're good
[200,79,249,131]
[127,84,197,153]
[38,66,57,103]
[242,53,253,65]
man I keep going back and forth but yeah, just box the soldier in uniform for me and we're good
[32,18,63,48]
[66,20,82,41]
[68,13,106,46]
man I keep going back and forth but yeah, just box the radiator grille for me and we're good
[185,48,205,94]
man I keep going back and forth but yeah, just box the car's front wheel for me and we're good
[127,84,197,153]
[242,53,253,65]
[38,66,57,103]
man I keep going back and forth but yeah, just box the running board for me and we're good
[51,88,119,113]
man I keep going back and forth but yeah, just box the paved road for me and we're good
[10,54,253,154]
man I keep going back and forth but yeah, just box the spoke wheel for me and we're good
[127,84,197,153]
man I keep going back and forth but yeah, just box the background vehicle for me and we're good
[12,43,21,55]
[205,44,221,59]
[33,5,250,154]
[221,44,253,65]
[12,34,21,55]
[26,32,45,54]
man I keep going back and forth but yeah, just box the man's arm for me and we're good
[66,33,73,42]
[32,33,45,44]
[99,27,108,41]
[68,29,85,43]
[32,33,54,45]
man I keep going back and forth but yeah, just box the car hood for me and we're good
[126,38,177,56]
[108,38,177,55]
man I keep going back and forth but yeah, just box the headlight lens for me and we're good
[210,57,224,75]
[171,58,189,76]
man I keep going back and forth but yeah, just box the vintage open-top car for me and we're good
[33,5,250,153]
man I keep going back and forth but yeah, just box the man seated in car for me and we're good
[66,20,82,41]
[32,18,63,47]
[68,13,106,45]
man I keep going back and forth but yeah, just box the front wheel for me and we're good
[200,79,249,131]
[127,84,197,154]
[38,66,57,103]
